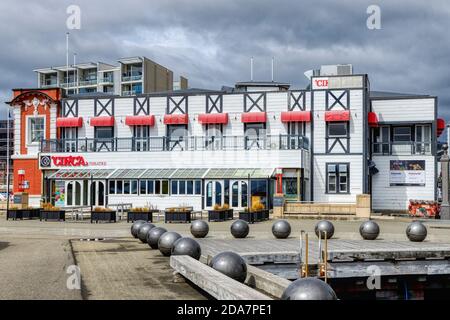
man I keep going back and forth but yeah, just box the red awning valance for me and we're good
[281,111,311,123]
[56,117,83,128]
[164,114,189,125]
[241,112,267,123]
[325,110,350,122]
[437,118,446,136]
[125,115,155,126]
[90,116,115,127]
[198,113,228,125]
[368,112,379,127]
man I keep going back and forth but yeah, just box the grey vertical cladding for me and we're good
[134,97,150,115]
[94,98,114,116]
[326,90,350,110]
[63,99,78,117]
[244,93,266,112]
[288,91,306,111]
[206,94,223,113]
[167,95,188,114]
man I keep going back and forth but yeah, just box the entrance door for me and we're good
[90,180,106,206]
[65,180,83,206]
[167,124,187,150]
[205,180,223,209]
[230,180,248,209]
[133,125,149,151]
[205,124,222,150]
[287,122,304,149]
[63,127,78,152]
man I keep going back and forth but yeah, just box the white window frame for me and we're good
[26,115,46,145]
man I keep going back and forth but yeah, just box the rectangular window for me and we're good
[162,180,169,195]
[131,180,138,195]
[179,180,186,195]
[123,180,130,194]
[171,180,178,195]
[393,127,411,142]
[327,163,349,194]
[155,180,161,194]
[327,122,347,137]
[147,180,154,194]
[187,180,194,194]
[116,180,123,194]
[195,180,202,195]
[109,180,115,195]
[140,180,147,194]
[28,117,45,144]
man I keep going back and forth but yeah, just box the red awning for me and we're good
[281,111,311,123]
[325,110,350,122]
[56,117,83,128]
[198,113,228,125]
[163,114,189,125]
[437,118,446,136]
[241,112,267,123]
[368,112,379,127]
[125,115,155,126]
[90,116,115,127]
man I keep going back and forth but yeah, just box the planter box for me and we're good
[127,211,157,223]
[165,210,192,223]
[6,208,41,220]
[40,210,66,222]
[239,210,269,223]
[208,209,234,222]
[91,211,117,223]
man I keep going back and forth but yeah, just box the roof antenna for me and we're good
[250,57,254,81]
[271,57,274,82]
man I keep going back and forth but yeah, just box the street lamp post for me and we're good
[6,106,12,211]
[440,144,450,220]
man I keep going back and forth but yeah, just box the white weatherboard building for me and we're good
[27,65,441,212]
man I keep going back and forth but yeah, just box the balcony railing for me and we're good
[372,141,432,155]
[122,90,139,96]
[60,82,77,88]
[79,79,98,86]
[100,76,113,83]
[122,73,142,82]
[40,135,309,153]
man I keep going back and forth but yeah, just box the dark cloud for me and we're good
[1,0,449,124]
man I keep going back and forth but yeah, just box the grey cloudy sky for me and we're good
[1,0,450,124]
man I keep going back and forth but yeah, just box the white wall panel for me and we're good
[371,98,435,122]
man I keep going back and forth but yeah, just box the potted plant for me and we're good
[208,203,234,222]
[40,202,66,222]
[91,207,117,223]
[6,205,23,220]
[239,203,268,223]
[127,205,158,223]
[164,205,193,223]
[6,205,41,220]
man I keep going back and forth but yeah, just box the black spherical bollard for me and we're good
[137,222,156,243]
[210,251,247,283]
[406,221,427,242]
[131,220,146,238]
[314,220,335,239]
[190,220,209,238]
[158,232,182,256]
[272,220,291,239]
[359,220,380,240]
[147,227,168,249]
[230,219,249,238]
[172,237,202,260]
[281,278,338,300]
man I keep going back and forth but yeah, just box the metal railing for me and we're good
[122,74,142,82]
[40,134,309,153]
[100,76,113,83]
[60,82,77,88]
[79,79,97,86]
[122,90,140,96]
[372,141,432,155]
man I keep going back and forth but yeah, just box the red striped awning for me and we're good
[90,116,115,127]
[56,117,83,128]
[163,114,189,125]
[241,112,267,123]
[437,118,446,136]
[368,112,379,127]
[198,113,228,125]
[125,115,155,126]
[281,111,311,123]
[325,110,350,122]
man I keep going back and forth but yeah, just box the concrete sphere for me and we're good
[406,221,427,242]
[359,220,380,240]
[230,219,249,239]
[131,220,146,238]
[158,232,182,256]
[272,220,291,239]
[147,227,168,249]
[190,220,209,238]
[172,237,202,260]
[281,278,338,300]
[137,223,156,243]
[210,251,247,283]
[314,220,335,239]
